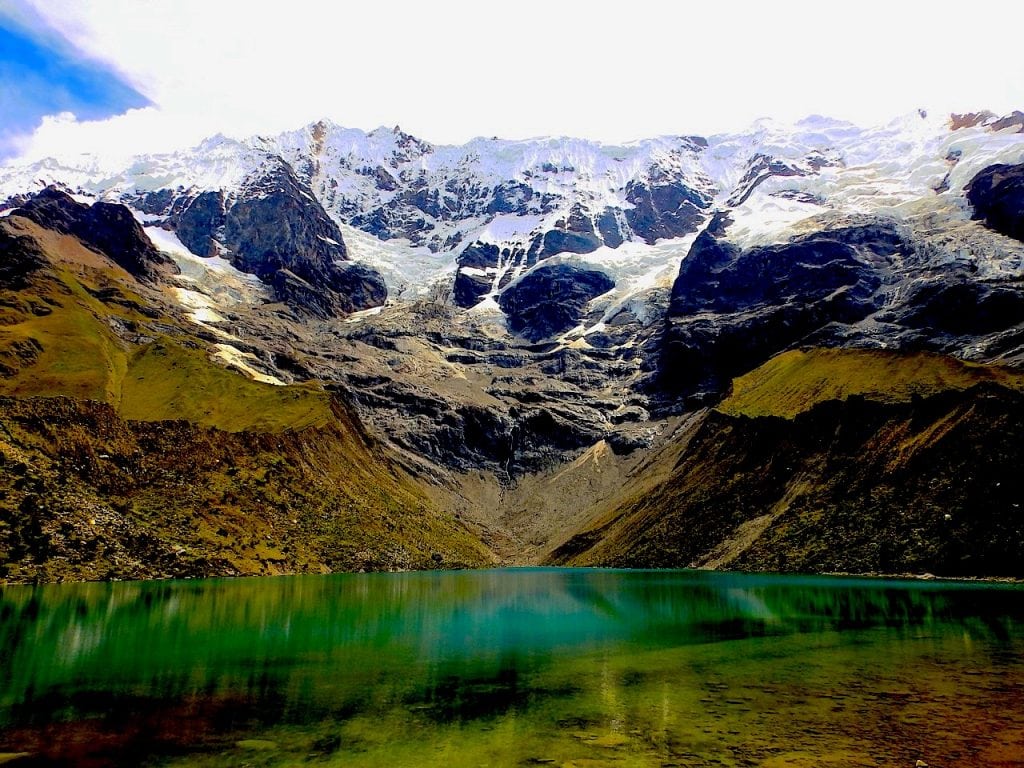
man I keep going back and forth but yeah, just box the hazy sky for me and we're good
[2,0,1022,162]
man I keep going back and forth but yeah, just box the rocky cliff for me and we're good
[967,162,1024,241]
[0,204,491,581]
[13,186,174,282]
[123,160,387,318]
[549,350,1024,577]
[1,112,1024,580]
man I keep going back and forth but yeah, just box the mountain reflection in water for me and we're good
[1,568,1022,767]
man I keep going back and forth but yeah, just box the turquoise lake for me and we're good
[1,568,1023,766]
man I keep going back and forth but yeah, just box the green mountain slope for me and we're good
[548,349,1024,577]
[0,210,494,582]
[0,395,494,582]
[720,347,1024,419]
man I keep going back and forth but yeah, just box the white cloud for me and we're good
[10,0,1024,162]
[13,108,222,165]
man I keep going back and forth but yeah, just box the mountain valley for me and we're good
[2,109,1024,581]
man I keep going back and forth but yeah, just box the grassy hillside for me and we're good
[719,347,1024,419]
[0,253,334,433]
[0,215,495,582]
[119,341,332,432]
[0,396,495,582]
[549,349,1024,577]
[0,269,128,403]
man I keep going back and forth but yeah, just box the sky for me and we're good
[1,0,1022,163]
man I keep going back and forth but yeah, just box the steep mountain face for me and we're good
[0,227,47,289]
[2,111,1024,580]
[13,186,174,282]
[967,162,1024,241]
[499,264,616,342]
[661,208,1024,403]
[549,350,1024,576]
[0,204,492,581]
[663,216,899,400]
[122,159,386,318]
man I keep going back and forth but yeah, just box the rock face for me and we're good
[221,163,348,273]
[0,214,491,582]
[216,165,385,317]
[967,163,1024,242]
[624,179,711,244]
[662,217,901,399]
[0,227,47,288]
[13,187,173,281]
[900,281,1024,336]
[535,204,605,258]
[499,264,615,342]
[323,300,656,478]
[452,242,501,307]
[659,203,1024,406]
[269,261,387,318]
[174,190,225,257]
[549,369,1024,577]
[131,163,387,317]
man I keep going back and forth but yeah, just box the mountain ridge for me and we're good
[2,110,1024,581]
[4,110,1022,328]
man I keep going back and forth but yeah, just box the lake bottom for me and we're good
[1,569,1022,767]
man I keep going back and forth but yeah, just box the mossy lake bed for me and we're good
[2,568,1023,767]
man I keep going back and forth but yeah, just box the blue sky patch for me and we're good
[0,11,149,158]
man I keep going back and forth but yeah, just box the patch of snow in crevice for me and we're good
[497,232,698,319]
[476,213,545,243]
[942,130,1024,195]
[342,305,384,323]
[145,225,262,284]
[170,287,228,324]
[144,224,268,333]
[466,296,509,334]
[724,186,830,248]
[212,344,285,386]
[468,296,503,315]
[69,192,97,205]
[458,266,495,278]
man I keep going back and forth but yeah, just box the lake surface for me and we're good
[1,568,1023,767]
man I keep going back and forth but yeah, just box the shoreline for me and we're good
[3,564,1024,588]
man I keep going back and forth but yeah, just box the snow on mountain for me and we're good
[336,222,453,300]
[2,110,1023,331]
[145,224,269,331]
[711,111,1024,248]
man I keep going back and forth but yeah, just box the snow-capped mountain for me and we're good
[2,108,1023,381]
[4,109,1024,565]
[3,111,1022,318]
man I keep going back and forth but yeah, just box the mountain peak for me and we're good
[2,109,1024,584]
[11,185,173,281]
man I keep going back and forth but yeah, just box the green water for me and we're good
[1,569,1023,767]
